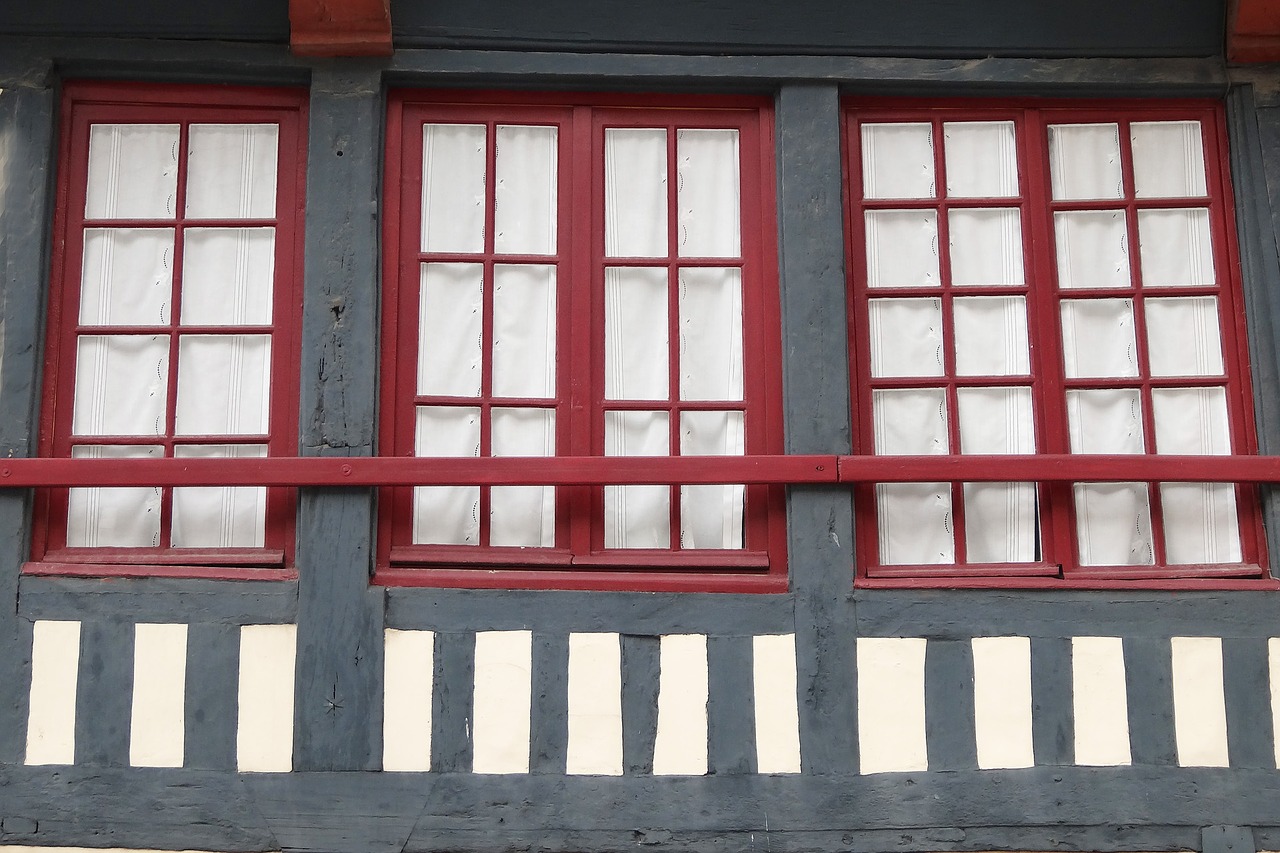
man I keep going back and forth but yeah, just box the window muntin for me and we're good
[380,93,785,588]
[846,101,1266,582]
[32,83,306,574]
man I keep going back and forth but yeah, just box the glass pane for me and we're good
[186,124,279,219]
[1054,211,1130,289]
[861,123,935,199]
[964,482,1038,563]
[680,410,745,550]
[604,410,670,549]
[1066,388,1145,454]
[1146,297,1224,377]
[1074,482,1155,565]
[1137,209,1214,287]
[956,387,1035,454]
[1131,121,1207,199]
[1151,387,1231,455]
[86,124,179,219]
[679,267,743,400]
[865,210,939,288]
[869,298,944,378]
[67,444,163,547]
[80,228,173,326]
[1047,124,1123,201]
[72,335,169,437]
[604,128,667,258]
[953,296,1029,376]
[677,128,740,258]
[1160,482,1241,564]
[872,388,949,455]
[418,263,483,397]
[948,208,1024,286]
[490,407,556,547]
[494,125,557,255]
[171,444,267,547]
[413,406,480,545]
[421,124,487,254]
[943,121,1018,198]
[1060,298,1138,378]
[181,228,274,326]
[175,335,271,435]
[493,264,556,398]
[876,483,953,564]
[605,267,668,400]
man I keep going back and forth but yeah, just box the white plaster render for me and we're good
[971,635,1034,769]
[753,633,802,773]
[129,622,188,768]
[566,631,623,776]
[236,623,296,772]
[25,620,81,766]
[1170,636,1230,767]
[471,629,533,774]
[1270,637,1280,768]
[856,637,928,774]
[382,628,434,772]
[1071,636,1132,766]
[652,633,709,775]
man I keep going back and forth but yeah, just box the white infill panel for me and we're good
[1170,636,1229,767]
[653,634,708,775]
[237,624,296,772]
[856,637,927,774]
[383,629,434,772]
[970,636,1034,769]
[129,623,188,768]
[472,630,532,774]
[1272,638,1280,768]
[566,632,623,776]
[26,620,81,765]
[1072,636,1131,766]
[753,634,801,774]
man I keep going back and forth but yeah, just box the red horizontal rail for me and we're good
[0,454,1277,487]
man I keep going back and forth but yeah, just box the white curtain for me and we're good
[680,411,744,549]
[1145,296,1224,377]
[1054,210,1130,289]
[604,410,670,549]
[865,210,939,288]
[72,335,169,437]
[873,387,952,564]
[86,124,179,219]
[676,129,740,258]
[604,128,667,258]
[1048,123,1123,201]
[492,264,556,398]
[948,208,1023,286]
[186,124,279,219]
[1137,209,1215,287]
[67,444,163,547]
[421,124,487,254]
[861,123,934,199]
[957,387,1037,562]
[417,263,483,397]
[679,267,743,400]
[604,267,668,400]
[1060,298,1138,378]
[943,121,1018,198]
[413,406,481,545]
[1131,121,1207,198]
[868,298,944,378]
[80,228,173,326]
[493,125,557,256]
[952,296,1029,376]
[171,444,267,547]
[1068,388,1153,565]
[490,408,556,547]
[174,335,271,436]
[181,228,275,325]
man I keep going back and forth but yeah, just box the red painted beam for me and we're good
[1229,0,1280,62]
[289,0,392,57]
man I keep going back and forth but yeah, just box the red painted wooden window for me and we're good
[845,100,1268,585]
[379,92,785,591]
[30,82,307,579]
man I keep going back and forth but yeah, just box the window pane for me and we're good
[1074,482,1155,565]
[679,267,743,400]
[1048,123,1123,201]
[1160,483,1241,564]
[957,387,1035,454]
[422,124,487,253]
[1054,211,1130,289]
[80,228,173,326]
[869,298,944,378]
[604,128,667,258]
[865,210,939,288]
[604,410,670,549]
[72,335,169,437]
[186,124,279,219]
[861,123,934,199]
[944,121,1018,198]
[86,124,179,219]
[1137,209,1214,287]
[948,208,1024,286]
[680,410,744,550]
[418,262,483,397]
[1146,297,1224,377]
[67,444,163,547]
[490,407,556,547]
[1131,121,1207,199]
[953,296,1029,376]
[413,406,480,545]
[494,125,557,255]
[171,444,267,547]
[175,335,271,435]
[872,388,948,455]
[181,228,275,326]
[677,128,740,258]
[605,267,668,400]
[877,483,954,564]
[1067,388,1145,454]
[1060,298,1138,378]
[1151,387,1230,454]
[492,264,556,399]
[964,483,1038,563]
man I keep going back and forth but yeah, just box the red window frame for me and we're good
[378,90,786,592]
[843,98,1269,587]
[29,81,308,580]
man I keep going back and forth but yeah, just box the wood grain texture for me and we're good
[924,639,978,771]
[1123,636,1178,766]
[184,623,240,770]
[707,635,756,775]
[620,634,660,776]
[1030,636,1075,766]
[74,620,133,767]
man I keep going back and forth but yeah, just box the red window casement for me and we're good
[379,91,786,591]
[845,100,1269,587]
[29,82,307,579]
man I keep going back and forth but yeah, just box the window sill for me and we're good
[857,564,1279,591]
[25,548,294,581]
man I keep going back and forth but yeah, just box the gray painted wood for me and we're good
[1222,636,1276,769]
[529,632,569,775]
[707,635,756,775]
[1123,636,1178,766]
[74,619,134,767]
[924,639,978,770]
[620,634,660,775]
[0,0,288,41]
[430,632,475,773]
[1204,825,1258,853]
[1030,636,1075,765]
[184,623,240,771]
[19,576,298,624]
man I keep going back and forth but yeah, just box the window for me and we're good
[29,82,307,578]
[379,91,785,590]
[845,100,1267,584]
